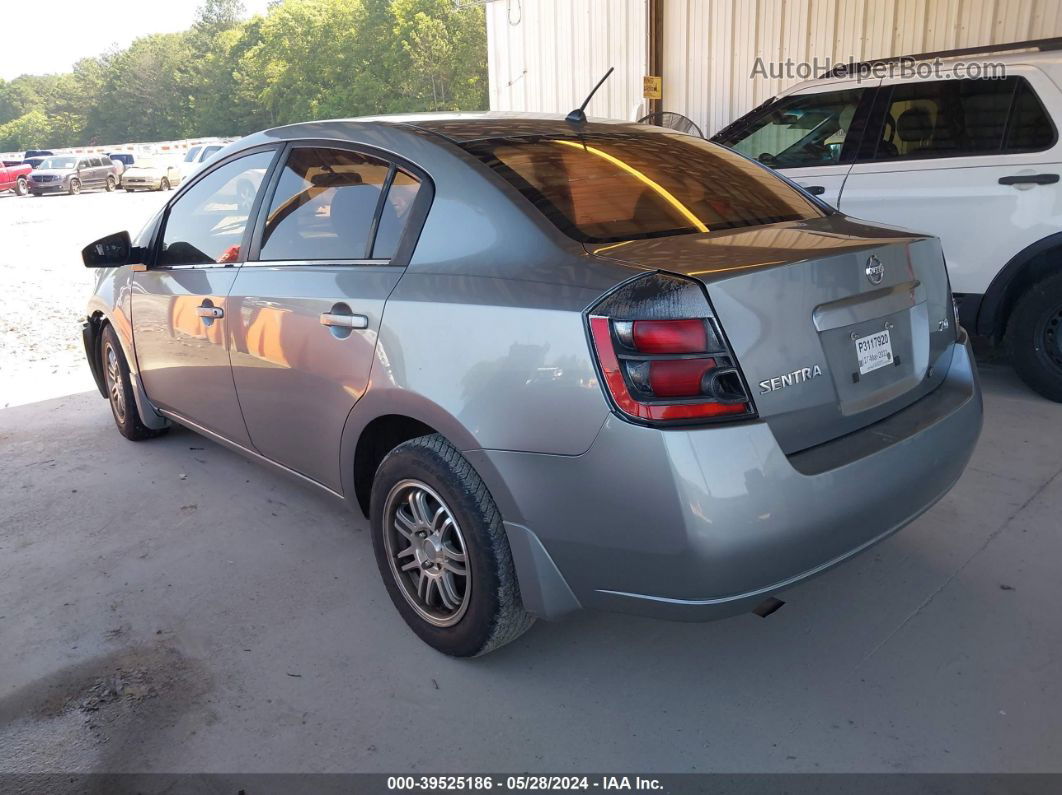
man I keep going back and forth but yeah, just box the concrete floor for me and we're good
[1,190,1060,773]
[0,360,1060,773]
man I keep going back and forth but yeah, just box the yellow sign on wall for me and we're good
[643,75,662,100]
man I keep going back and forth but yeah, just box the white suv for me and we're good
[713,43,1062,401]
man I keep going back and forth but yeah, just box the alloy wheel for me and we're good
[383,479,471,627]
[104,343,126,423]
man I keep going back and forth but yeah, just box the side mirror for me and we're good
[82,230,141,268]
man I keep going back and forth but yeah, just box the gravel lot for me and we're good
[0,189,168,408]
[1,191,1061,775]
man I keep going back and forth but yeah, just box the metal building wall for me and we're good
[488,0,1062,135]
[666,0,1062,137]
[486,0,648,121]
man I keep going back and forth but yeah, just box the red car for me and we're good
[0,161,31,196]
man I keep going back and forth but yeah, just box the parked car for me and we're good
[23,149,53,159]
[712,47,1062,401]
[179,143,225,180]
[29,154,120,195]
[0,160,31,195]
[108,152,136,172]
[120,157,181,192]
[81,115,982,656]
[22,155,50,169]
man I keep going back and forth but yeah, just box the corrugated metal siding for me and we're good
[488,0,1062,136]
[666,0,1062,135]
[487,0,648,120]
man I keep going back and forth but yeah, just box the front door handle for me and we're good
[196,305,224,319]
[999,173,1059,186]
[801,184,826,195]
[320,312,368,329]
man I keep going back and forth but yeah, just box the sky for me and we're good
[0,0,273,81]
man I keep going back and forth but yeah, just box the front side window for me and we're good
[713,88,867,169]
[465,133,823,244]
[159,150,274,266]
[89,157,102,167]
[184,146,202,163]
[259,147,396,261]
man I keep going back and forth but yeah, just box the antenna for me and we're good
[566,67,615,125]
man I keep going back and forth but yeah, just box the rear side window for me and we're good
[713,88,868,168]
[159,150,273,266]
[871,76,1054,160]
[259,147,395,261]
[372,169,421,258]
[1005,80,1054,151]
[464,133,823,244]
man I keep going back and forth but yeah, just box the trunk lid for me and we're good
[588,216,958,453]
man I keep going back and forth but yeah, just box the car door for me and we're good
[227,144,428,491]
[838,67,1062,296]
[132,147,279,446]
[86,156,102,187]
[712,79,877,205]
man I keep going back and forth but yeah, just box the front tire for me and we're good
[1006,271,1062,402]
[68,178,81,195]
[14,176,27,196]
[100,324,166,441]
[370,434,533,656]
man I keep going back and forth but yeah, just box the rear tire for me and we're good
[159,177,170,191]
[100,324,167,441]
[14,176,27,196]
[105,175,116,192]
[1006,271,1062,402]
[370,434,533,657]
[125,188,134,193]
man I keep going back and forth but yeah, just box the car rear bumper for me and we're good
[472,332,982,621]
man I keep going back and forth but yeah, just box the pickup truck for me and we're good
[0,161,31,196]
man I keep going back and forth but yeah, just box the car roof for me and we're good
[260,111,659,144]
[785,47,1062,95]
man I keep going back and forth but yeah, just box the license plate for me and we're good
[854,329,893,375]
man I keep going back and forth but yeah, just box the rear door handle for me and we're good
[196,305,223,318]
[801,184,826,195]
[999,173,1059,186]
[320,312,368,329]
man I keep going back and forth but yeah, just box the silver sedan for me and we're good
[80,114,982,656]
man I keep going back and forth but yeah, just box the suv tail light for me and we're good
[587,272,755,424]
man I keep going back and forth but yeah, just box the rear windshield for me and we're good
[462,132,824,243]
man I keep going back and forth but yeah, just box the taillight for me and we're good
[587,272,755,424]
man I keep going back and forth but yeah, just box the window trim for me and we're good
[856,75,1058,165]
[148,143,284,271]
[243,139,434,269]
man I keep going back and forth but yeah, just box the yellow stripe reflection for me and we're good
[550,139,708,233]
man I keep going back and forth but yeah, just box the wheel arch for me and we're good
[340,389,509,519]
[978,232,1062,339]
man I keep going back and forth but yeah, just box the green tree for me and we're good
[0,110,53,151]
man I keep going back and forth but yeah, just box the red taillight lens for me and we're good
[587,273,754,425]
[648,358,715,397]
[632,319,708,353]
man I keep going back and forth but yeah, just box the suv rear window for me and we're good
[463,133,823,243]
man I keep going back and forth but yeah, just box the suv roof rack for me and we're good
[822,36,1062,78]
